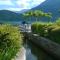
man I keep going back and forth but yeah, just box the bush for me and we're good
[31,22,60,44]
[0,24,22,60]
[47,25,60,44]
[31,22,52,36]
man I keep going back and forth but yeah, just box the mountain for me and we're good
[16,9,29,14]
[0,10,23,22]
[31,0,60,21]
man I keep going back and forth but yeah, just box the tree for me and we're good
[31,10,52,22]
[22,10,52,22]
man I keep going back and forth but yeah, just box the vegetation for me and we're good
[31,22,52,36]
[55,18,60,25]
[0,24,22,60]
[22,10,52,22]
[31,20,60,44]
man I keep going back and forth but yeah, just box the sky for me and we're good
[0,0,46,11]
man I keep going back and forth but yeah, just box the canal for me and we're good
[24,40,57,60]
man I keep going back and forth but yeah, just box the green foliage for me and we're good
[31,22,60,44]
[32,22,52,34]
[55,18,60,25]
[31,22,47,36]
[0,24,22,60]
[22,10,52,22]
[47,25,60,44]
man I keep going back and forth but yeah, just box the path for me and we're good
[19,24,31,32]
[14,47,26,60]
[14,24,31,60]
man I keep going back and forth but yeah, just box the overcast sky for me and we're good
[0,0,45,11]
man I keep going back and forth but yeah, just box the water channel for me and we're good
[24,40,57,60]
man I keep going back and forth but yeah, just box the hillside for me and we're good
[0,10,23,22]
[31,0,60,21]
[16,9,29,14]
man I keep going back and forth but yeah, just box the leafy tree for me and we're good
[33,10,52,22]
[22,10,52,22]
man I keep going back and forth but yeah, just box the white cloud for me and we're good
[16,0,45,9]
[0,0,13,5]
[0,0,46,11]
[30,0,46,7]
[6,8,23,11]
[16,0,30,9]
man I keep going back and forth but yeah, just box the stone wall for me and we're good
[24,32,60,60]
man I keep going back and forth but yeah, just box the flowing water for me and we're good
[24,40,56,60]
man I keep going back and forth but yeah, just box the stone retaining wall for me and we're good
[24,32,60,60]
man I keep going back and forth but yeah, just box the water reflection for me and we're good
[26,40,55,60]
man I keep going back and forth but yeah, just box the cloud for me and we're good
[16,0,31,9]
[29,0,46,7]
[6,8,24,11]
[0,0,46,11]
[16,0,45,9]
[0,0,13,5]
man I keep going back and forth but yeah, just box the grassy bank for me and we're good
[31,21,60,44]
[0,24,23,60]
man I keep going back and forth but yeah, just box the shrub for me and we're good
[31,22,60,44]
[31,22,52,37]
[47,25,60,44]
[0,24,22,60]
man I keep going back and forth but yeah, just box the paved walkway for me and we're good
[14,24,31,60]
[14,47,26,60]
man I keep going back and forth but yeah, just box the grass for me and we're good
[0,24,23,60]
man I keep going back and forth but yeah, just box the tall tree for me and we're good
[31,10,52,22]
[22,10,52,22]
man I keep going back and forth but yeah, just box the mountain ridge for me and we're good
[31,0,60,21]
[0,10,23,22]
